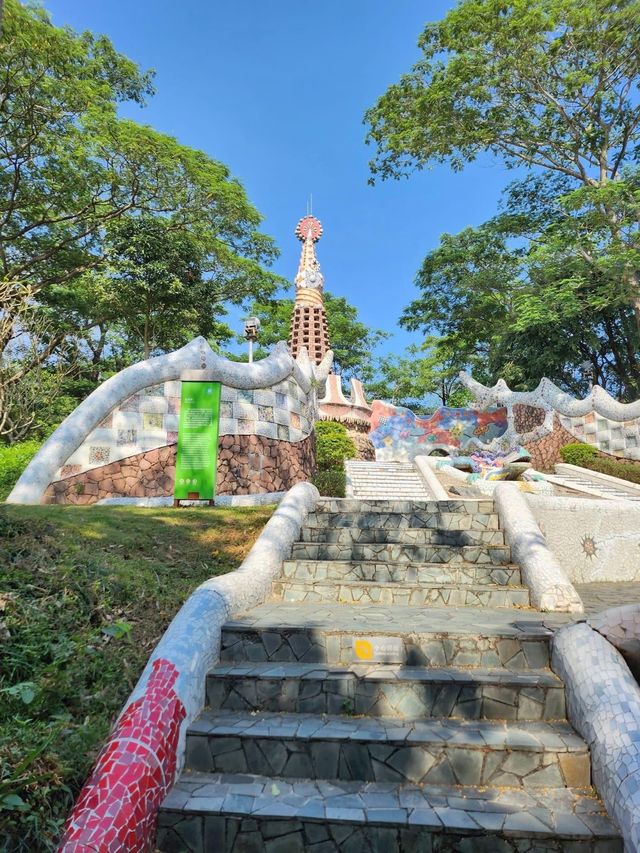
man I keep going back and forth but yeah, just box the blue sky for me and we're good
[46,1,517,360]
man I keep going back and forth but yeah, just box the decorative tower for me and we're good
[288,214,331,365]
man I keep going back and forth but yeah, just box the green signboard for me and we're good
[174,381,221,501]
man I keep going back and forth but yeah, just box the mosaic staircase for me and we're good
[157,498,620,852]
[345,460,433,499]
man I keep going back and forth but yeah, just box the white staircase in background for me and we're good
[345,459,433,500]
[547,468,640,502]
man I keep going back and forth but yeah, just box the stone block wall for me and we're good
[45,446,176,504]
[45,436,315,505]
[522,417,578,472]
[216,434,315,496]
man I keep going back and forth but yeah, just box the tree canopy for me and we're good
[366,0,640,185]
[0,0,281,440]
[367,0,640,398]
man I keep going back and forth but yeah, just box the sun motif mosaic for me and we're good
[581,535,599,560]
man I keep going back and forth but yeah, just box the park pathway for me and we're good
[157,497,621,852]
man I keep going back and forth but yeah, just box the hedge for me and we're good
[559,442,640,486]
[0,440,41,500]
[315,420,356,471]
[559,442,598,467]
[586,456,640,486]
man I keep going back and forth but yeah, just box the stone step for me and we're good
[299,527,505,546]
[347,478,428,486]
[158,772,621,853]
[351,491,433,498]
[220,603,570,670]
[304,510,500,531]
[184,711,589,789]
[315,498,495,514]
[291,541,512,564]
[271,579,530,609]
[351,492,434,500]
[281,559,522,586]
[206,661,566,721]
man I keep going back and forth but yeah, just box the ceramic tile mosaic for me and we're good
[58,657,186,851]
[559,412,640,460]
[459,373,640,462]
[370,401,509,462]
[374,373,640,464]
[54,374,316,480]
[89,445,110,465]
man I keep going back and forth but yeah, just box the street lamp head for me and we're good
[243,316,261,341]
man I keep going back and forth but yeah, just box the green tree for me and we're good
[365,0,640,325]
[239,292,388,380]
[81,216,241,359]
[366,339,470,411]
[401,175,640,398]
[0,0,280,436]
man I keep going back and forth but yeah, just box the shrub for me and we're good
[587,457,640,486]
[0,440,41,500]
[558,442,640,486]
[559,442,598,467]
[311,469,347,498]
[315,420,356,471]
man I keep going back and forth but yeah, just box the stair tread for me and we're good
[292,545,512,560]
[224,602,570,638]
[315,499,495,513]
[274,579,528,593]
[283,559,519,569]
[189,710,585,752]
[161,770,618,838]
[207,660,564,686]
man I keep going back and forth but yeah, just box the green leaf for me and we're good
[1,794,29,811]
[101,620,132,640]
[2,682,38,705]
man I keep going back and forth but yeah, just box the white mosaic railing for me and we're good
[494,483,583,612]
[553,618,640,851]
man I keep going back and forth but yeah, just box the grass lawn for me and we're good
[0,503,273,852]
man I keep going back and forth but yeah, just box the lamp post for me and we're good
[243,316,260,363]
[579,360,595,391]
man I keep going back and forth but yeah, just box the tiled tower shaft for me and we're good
[288,215,330,365]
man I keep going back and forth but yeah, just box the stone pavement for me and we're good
[157,498,621,852]
[576,582,640,616]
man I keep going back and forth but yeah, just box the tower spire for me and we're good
[288,214,330,364]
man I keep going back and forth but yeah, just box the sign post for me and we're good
[173,381,221,504]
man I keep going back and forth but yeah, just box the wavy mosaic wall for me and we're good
[9,338,333,505]
[461,374,640,461]
[370,377,640,467]
[54,377,314,482]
